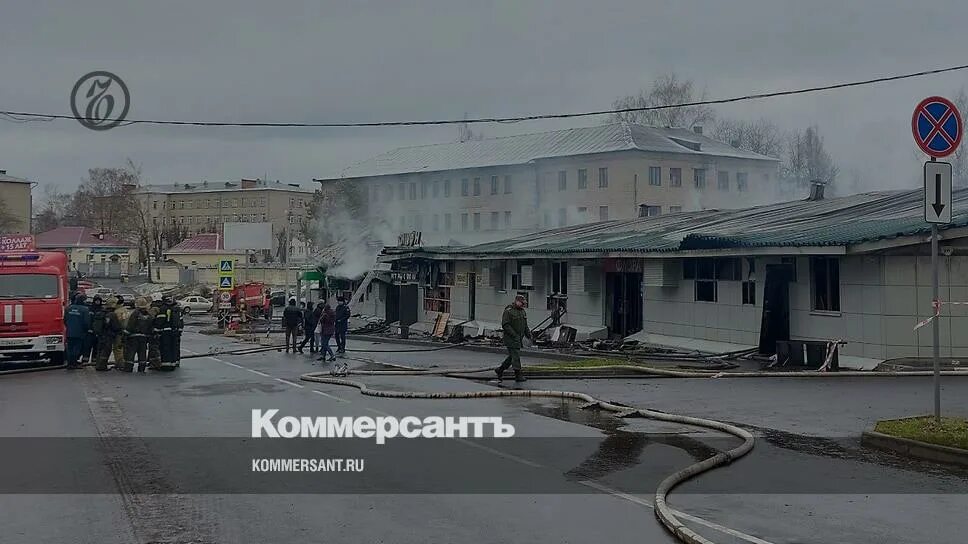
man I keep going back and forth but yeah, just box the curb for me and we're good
[347,334,588,361]
[861,430,968,467]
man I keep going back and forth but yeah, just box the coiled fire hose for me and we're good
[300,367,754,544]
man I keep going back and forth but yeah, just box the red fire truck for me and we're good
[0,251,70,364]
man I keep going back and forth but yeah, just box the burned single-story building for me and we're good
[369,186,968,369]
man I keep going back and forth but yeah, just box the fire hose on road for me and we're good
[300,367,754,544]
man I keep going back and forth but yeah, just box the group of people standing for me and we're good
[281,297,350,362]
[64,292,182,372]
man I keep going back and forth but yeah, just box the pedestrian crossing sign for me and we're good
[219,259,234,273]
[219,276,234,290]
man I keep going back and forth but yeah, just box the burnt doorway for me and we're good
[605,272,643,338]
[758,264,793,354]
[385,284,400,324]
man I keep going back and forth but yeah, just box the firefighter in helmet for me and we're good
[123,297,153,372]
[111,294,129,365]
[94,298,122,371]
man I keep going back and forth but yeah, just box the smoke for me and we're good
[309,201,399,280]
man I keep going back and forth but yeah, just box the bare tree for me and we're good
[33,184,72,233]
[67,160,142,238]
[611,73,715,128]
[713,118,784,158]
[782,125,839,192]
[0,198,22,232]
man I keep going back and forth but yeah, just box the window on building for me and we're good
[599,206,609,221]
[261,213,267,221]
[577,206,587,222]
[288,197,294,207]
[811,257,840,312]
[682,257,742,302]
[670,168,682,187]
[432,214,440,231]
[504,211,511,228]
[490,211,499,230]
[649,166,661,186]
[490,175,498,195]
[398,184,406,200]
[742,280,756,305]
[444,213,452,230]
[644,205,661,217]
[558,171,567,191]
[385,185,393,201]
[550,262,568,294]
[493,260,507,290]
[577,168,587,189]
[409,183,417,200]
[432,180,439,198]
[420,182,428,199]
[414,215,423,230]
[423,286,451,313]
[152,200,158,209]
[558,208,567,226]
[444,180,451,198]
[718,171,729,191]
[669,206,682,213]
[504,175,512,194]
[180,200,185,209]
[598,167,609,188]
[473,212,481,230]
[737,173,748,192]
[694,169,706,189]
[473,177,481,196]
[461,178,469,196]
[461,213,469,231]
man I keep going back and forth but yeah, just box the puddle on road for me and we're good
[176,382,286,396]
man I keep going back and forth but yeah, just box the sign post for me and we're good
[913,96,962,424]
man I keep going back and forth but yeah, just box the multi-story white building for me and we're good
[316,123,779,246]
[137,178,316,261]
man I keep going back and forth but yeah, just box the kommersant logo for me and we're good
[252,410,515,444]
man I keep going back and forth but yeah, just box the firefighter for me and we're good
[148,299,165,370]
[111,295,129,365]
[159,295,182,366]
[123,297,153,372]
[82,295,104,364]
[64,293,91,370]
[95,298,122,371]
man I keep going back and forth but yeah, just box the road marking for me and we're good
[578,480,776,544]
[275,378,304,388]
[312,389,350,403]
[220,360,244,369]
[246,368,270,378]
[456,438,544,469]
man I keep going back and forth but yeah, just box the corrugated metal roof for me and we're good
[334,123,777,180]
[0,172,31,184]
[166,233,224,253]
[35,227,131,248]
[400,188,968,256]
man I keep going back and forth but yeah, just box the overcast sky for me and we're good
[2,0,967,195]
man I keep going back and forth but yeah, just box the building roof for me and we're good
[0,171,31,184]
[166,233,226,253]
[386,188,968,258]
[331,123,778,180]
[34,227,132,248]
[139,179,314,195]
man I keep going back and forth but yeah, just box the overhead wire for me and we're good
[2,63,967,128]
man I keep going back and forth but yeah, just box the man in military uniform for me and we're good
[95,298,122,371]
[111,295,129,366]
[496,294,532,383]
[124,297,153,372]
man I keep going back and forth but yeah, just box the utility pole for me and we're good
[283,210,292,302]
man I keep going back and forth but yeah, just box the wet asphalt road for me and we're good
[2,326,967,543]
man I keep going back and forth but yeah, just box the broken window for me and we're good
[811,257,840,312]
[742,280,756,305]
[550,262,568,294]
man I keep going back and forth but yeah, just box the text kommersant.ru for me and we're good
[251,409,517,444]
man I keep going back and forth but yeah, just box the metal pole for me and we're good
[932,223,941,423]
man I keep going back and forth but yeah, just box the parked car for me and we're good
[120,293,136,308]
[178,296,214,314]
[85,287,115,299]
[269,290,286,306]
